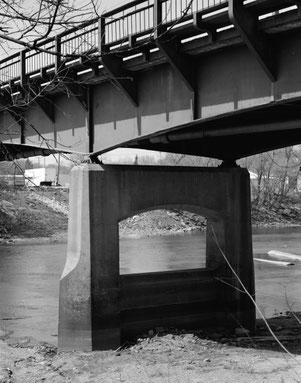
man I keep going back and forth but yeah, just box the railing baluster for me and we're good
[99,16,106,52]
[130,13,132,36]
[120,11,123,38]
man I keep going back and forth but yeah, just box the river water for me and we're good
[1,226,301,345]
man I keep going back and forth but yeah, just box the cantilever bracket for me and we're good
[78,57,99,77]
[21,83,55,123]
[193,12,217,43]
[155,36,196,92]
[58,68,88,111]
[228,0,276,82]
[101,53,138,107]
[65,81,88,111]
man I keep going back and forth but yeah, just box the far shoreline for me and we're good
[1,222,301,246]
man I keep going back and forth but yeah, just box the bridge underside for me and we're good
[1,4,301,161]
[1,0,298,353]
[107,98,301,161]
[2,97,301,162]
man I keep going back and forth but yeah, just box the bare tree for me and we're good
[159,153,221,167]
[0,0,101,55]
[238,146,301,207]
[162,147,301,208]
[0,0,103,171]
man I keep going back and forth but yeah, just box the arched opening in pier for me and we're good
[119,208,207,275]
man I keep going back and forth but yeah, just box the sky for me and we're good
[0,0,126,56]
[101,0,128,12]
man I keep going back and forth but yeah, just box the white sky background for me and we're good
[102,0,128,12]
[0,0,125,56]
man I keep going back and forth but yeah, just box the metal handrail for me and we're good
[102,0,153,18]
[0,0,293,84]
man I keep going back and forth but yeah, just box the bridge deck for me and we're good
[1,0,301,161]
[0,0,298,86]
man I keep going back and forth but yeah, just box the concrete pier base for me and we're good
[58,164,255,351]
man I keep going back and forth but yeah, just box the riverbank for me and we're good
[1,186,301,382]
[0,186,68,244]
[1,313,301,383]
[1,185,301,243]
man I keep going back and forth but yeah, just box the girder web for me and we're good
[0,90,23,128]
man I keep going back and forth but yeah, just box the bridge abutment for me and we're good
[58,163,255,351]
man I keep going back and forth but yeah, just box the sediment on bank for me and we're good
[0,186,69,243]
[0,185,301,242]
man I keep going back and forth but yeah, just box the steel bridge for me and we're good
[1,0,301,351]
[1,0,301,161]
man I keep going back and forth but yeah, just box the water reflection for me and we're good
[120,231,206,274]
[0,244,65,343]
[0,226,301,344]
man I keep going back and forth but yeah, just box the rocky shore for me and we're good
[0,186,69,243]
[1,312,301,383]
[0,185,301,243]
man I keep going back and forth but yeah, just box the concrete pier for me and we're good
[58,164,255,351]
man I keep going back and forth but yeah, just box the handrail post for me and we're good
[154,0,163,40]
[99,16,108,54]
[55,36,62,74]
[20,50,26,85]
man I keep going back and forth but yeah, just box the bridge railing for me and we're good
[0,54,20,84]
[162,0,227,24]
[60,21,99,57]
[0,0,229,84]
[0,0,292,85]
[102,0,228,46]
[102,0,154,45]
[25,40,56,77]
